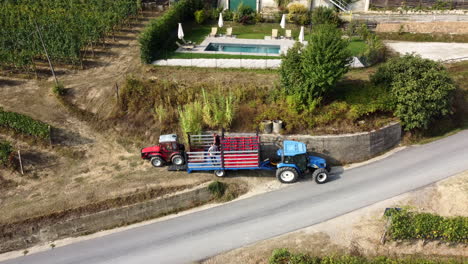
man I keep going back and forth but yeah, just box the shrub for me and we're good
[222,9,234,21]
[154,104,169,123]
[0,107,50,139]
[360,33,386,65]
[234,3,256,24]
[0,141,12,166]
[194,10,206,24]
[208,181,226,198]
[201,89,236,129]
[139,0,202,63]
[178,101,203,141]
[269,250,467,264]
[311,6,341,26]
[287,3,310,25]
[345,20,361,37]
[279,42,305,111]
[372,54,456,130]
[388,209,468,243]
[52,82,66,96]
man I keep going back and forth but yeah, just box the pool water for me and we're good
[205,43,280,54]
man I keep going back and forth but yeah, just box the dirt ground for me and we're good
[203,170,468,264]
[0,11,278,225]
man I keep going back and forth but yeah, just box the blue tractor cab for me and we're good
[275,141,329,184]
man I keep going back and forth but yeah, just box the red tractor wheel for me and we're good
[151,156,165,167]
[171,154,184,166]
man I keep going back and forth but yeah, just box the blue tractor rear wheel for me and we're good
[276,167,299,184]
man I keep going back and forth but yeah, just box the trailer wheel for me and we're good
[276,167,298,184]
[150,156,164,167]
[171,155,184,165]
[313,168,328,184]
[214,170,226,177]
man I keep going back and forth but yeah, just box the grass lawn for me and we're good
[183,21,366,56]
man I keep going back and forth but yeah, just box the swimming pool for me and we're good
[205,43,280,54]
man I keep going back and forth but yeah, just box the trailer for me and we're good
[186,133,330,184]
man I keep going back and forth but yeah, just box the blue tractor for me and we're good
[274,140,329,184]
[185,133,329,184]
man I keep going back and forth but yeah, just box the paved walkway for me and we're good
[152,57,365,69]
[385,41,468,61]
[350,13,468,22]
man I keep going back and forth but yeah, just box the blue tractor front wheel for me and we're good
[313,168,329,184]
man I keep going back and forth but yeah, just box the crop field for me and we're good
[0,0,139,71]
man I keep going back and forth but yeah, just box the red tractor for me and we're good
[141,134,186,167]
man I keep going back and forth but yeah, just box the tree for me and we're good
[372,54,456,130]
[300,24,352,104]
[279,42,304,110]
[279,24,351,111]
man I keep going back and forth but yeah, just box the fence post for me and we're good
[48,125,52,146]
[115,83,120,101]
[18,150,24,175]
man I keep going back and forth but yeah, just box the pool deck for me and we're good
[177,36,304,56]
[155,36,364,69]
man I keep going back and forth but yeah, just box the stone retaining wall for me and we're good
[0,185,212,253]
[375,21,468,34]
[261,122,402,165]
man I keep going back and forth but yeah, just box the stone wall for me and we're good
[0,185,212,253]
[261,122,402,165]
[375,21,468,34]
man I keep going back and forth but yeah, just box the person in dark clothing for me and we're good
[213,133,220,147]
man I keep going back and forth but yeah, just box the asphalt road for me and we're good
[3,130,468,264]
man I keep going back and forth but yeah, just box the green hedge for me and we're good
[388,209,468,243]
[269,249,466,264]
[0,108,50,139]
[139,0,202,63]
[0,140,12,166]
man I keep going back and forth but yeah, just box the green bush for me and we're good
[269,249,467,264]
[194,10,206,24]
[279,42,305,111]
[361,33,386,65]
[222,9,234,21]
[208,181,226,198]
[388,209,468,243]
[0,140,12,166]
[202,89,236,129]
[371,54,456,130]
[178,101,203,141]
[287,3,310,25]
[311,6,341,26]
[139,0,202,63]
[0,108,50,139]
[52,82,66,96]
[234,3,256,24]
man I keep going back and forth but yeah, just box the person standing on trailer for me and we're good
[208,143,219,165]
[213,133,220,147]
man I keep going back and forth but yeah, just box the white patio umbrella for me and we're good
[218,13,224,28]
[177,23,184,40]
[299,26,304,43]
[280,14,286,29]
